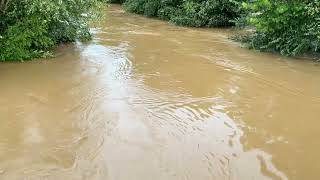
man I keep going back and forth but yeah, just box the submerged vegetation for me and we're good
[0,0,103,61]
[0,0,319,61]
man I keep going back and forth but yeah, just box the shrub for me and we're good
[239,0,320,56]
[0,0,103,61]
[157,0,183,20]
[123,0,147,14]
[171,1,203,27]
[143,0,160,17]
[158,6,178,20]
[122,0,243,27]
[123,0,161,17]
[172,0,243,27]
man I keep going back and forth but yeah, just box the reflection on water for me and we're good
[0,5,320,180]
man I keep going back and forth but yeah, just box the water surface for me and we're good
[0,5,320,180]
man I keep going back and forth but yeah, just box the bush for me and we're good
[123,0,148,15]
[143,0,160,17]
[157,0,183,20]
[119,0,320,57]
[238,0,320,56]
[0,0,103,61]
[122,0,243,27]
[172,0,243,27]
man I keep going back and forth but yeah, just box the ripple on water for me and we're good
[2,4,320,180]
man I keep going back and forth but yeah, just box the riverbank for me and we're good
[1,5,320,179]
[1,1,319,61]
[112,0,320,58]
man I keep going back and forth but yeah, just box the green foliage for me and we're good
[2,0,317,60]
[143,0,160,17]
[0,16,54,60]
[122,0,242,27]
[172,0,243,27]
[238,0,320,56]
[156,0,183,20]
[118,0,320,57]
[0,0,103,61]
[123,0,148,15]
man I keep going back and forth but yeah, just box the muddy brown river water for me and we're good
[1,5,320,180]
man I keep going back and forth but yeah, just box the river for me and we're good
[0,5,319,180]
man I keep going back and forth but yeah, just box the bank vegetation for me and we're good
[0,0,319,61]
[112,0,320,57]
[0,0,103,61]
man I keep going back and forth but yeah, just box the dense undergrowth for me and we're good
[0,0,103,61]
[0,0,319,61]
[120,0,243,27]
[236,0,320,56]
